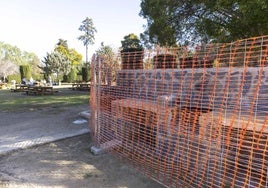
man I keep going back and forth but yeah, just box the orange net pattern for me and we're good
[90,35,268,188]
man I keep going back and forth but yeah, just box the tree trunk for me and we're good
[86,45,88,64]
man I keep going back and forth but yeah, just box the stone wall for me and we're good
[115,67,267,187]
[116,67,268,115]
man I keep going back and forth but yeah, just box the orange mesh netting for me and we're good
[90,35,268,188]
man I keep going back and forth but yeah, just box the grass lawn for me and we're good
[0,88,89,112]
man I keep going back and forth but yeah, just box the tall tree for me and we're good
[54,39,82,82]
[23,52,41,76]
[78,17,97,64]
[54,39,82,66]
[40,51,70,81]
[140,0,268,45]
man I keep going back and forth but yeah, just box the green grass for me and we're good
[0,88,89,112]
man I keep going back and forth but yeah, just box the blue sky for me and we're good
[0,0,146,60]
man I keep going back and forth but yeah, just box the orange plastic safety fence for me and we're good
[90,35,268,188]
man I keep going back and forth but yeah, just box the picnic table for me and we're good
[72,83,91,91]
[26,86,54,95]
[11,84,28,92]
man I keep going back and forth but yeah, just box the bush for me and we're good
[7,74,21,83]
[82,67,90,82]
[76,75,82,82]
[19,65,31,80]
[65,69,77,83]
[32,74,43,81]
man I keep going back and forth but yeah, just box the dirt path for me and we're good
[0,99,164,188]
[0,134,164,188]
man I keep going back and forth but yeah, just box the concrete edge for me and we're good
[0,128,90,156]
[79,110,91,119]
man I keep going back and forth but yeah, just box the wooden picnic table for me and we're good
[26,86,54,95]
[72,83,91,91]
[11,84,28,92]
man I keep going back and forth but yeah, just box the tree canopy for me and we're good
[96,42,119,85]
[120,33,143,52]
[40,39,82,81]
[0,41,40,81]
[140,0,268,46]
[0,60,19,81]
[96,42,118,68]
[41,51,69,81]
[54,38,82,66]
[0,41,40,66]
[78,17,97,64]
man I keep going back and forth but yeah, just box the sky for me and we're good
[0,0,146,61]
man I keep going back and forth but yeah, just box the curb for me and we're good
[0,128,90,156]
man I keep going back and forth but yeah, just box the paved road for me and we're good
[0,105,90,155]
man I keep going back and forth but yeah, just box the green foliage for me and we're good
[0,42,24,64]
[40,51,71,82]
[66,68,77,83]
[120,33,144,52]
[81,67,90,82]
[19,65,31,80]
[0,41,41,79]
[140,0,268,45]
[78,17,97,46]
[54,39,82,66]
[76,75,82,82]
[68,48,83,65]
[7,74,21,83]
[62,75,68,82]
[78,17,97,63]
[56,39,68,48]
[32,73,43,81]
[22,52,41,75]
[40,39,82,83]
[140,0,177,47]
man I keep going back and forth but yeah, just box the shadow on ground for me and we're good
[0,134,164,188]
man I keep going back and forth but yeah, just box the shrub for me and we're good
[66,68,77,83]
[19,65,31,80]
[7,74,21,83]
[82,67,90,82]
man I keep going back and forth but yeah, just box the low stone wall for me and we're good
[116,67,268,114]
[114,67,267,187]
